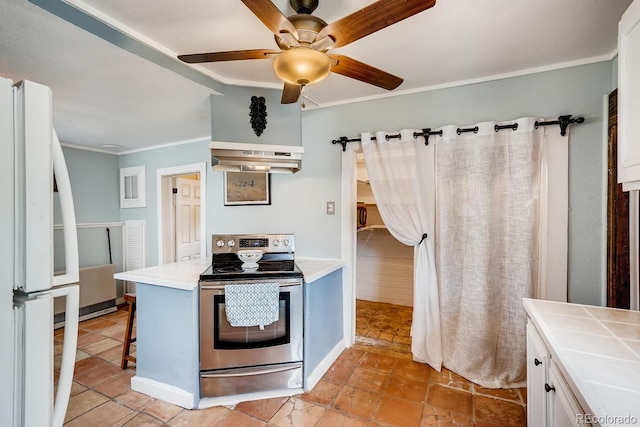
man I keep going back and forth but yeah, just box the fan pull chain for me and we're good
[300,84,306,109]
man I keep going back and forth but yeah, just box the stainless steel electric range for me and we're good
[199,233,303,398]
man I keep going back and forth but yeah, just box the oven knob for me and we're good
[227,240,235,247]
[273,240,280,247]
[216,239,225,248]
[283,239,289,247]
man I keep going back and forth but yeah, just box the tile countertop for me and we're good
[114,257,345,290]
[114,257,211,291]
[295,257,344,283]
[523,298,640,423]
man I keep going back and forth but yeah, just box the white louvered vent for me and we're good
[124,220,145,294]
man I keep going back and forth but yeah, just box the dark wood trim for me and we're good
[607,89,631,309]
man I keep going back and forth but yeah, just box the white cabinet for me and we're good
[526,321,548,427]
[618,0,640,190]
[547,362,588,427]
[526,321,593,427]
[524,298,640,424]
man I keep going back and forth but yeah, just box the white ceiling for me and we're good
[0,0,633,152]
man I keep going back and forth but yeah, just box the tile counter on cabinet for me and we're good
[114,258,209,409]
[523,298,640,426]
[114,257,345,408]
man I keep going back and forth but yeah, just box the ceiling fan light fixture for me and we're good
[273,46,331,86]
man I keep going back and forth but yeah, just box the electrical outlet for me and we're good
[326,201,336,215]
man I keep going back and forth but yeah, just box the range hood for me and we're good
[210,141,304,174]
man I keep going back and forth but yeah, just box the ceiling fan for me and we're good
[178,0,436,104]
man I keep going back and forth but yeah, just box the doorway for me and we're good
[157,163,207,265]
[339,124,569,357]
[174,174,201,261]
[353,153,414,353]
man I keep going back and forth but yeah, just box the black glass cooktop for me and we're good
[200,254,302,281]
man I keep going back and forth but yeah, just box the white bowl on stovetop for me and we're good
[237,249,263,269]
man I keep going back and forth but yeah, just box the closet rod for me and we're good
[331,114,585,152]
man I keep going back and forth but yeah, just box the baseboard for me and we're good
[53,305,117,329]
[131,376,195,409]
[305,339,345,391]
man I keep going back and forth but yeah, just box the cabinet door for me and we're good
[526,321,549,427]
[618,0,640,190]
[547,362,591,427]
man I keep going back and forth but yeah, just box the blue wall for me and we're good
[112,60,613,305]
[304,269,344,382]
[54,146,124,294]
[302,61,614,306]
[118,140,210,266]
[208,85,339,258]
[210,85,301,146]
[136,283,200,403]
[55,146,120,223]
[118,85,340,264]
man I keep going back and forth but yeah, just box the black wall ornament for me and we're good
[249,96,267,137]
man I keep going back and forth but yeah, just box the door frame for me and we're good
[157,162,207,265]
[340,143,359,348]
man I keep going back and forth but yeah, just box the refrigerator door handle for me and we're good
[50,284,79,427]
[52,129,79,287]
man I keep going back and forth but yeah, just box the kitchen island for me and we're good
[114,257,344,409]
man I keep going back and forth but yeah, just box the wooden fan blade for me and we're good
[281,83,301,104]
[328,55,403,90]
[317,0,436,48]
[241,0,299,40]
[178,49,280,64]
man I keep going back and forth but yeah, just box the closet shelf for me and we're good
[357,225,387,232]
[357,201,377,206]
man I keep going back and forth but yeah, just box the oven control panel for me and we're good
[212,234,295,254]
[239,238,269,248]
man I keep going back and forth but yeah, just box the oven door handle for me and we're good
[200,281,302,291]
[201,363,302,378]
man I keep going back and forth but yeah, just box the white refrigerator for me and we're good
[0,77,80,426]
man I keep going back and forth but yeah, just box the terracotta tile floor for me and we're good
[355,299,413,353]
[54,303,527,426]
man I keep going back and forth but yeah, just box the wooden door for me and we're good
[607,89,632,309]
[175,177,201,261]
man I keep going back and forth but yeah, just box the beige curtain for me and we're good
[435,118,543,388]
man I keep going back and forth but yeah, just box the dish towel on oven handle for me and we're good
[224,283,280,330]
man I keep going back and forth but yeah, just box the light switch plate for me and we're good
[326,201,335,215]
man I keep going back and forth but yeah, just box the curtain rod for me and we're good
[332,128,442,152]
[331,115,585,152]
